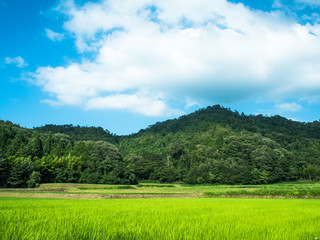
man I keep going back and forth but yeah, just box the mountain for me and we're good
[34,124,119,143]
[0,120,136,187]
[1,105,320,187]
[119,105,320,184]
[134,105,320,139]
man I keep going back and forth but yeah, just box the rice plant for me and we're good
[1,197,320,239]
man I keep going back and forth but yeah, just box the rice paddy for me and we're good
[2,182,320,198]
[1,197,320,240]
[1,182,320,239]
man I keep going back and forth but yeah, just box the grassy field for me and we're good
[1,197,320,240]
[1,182,320,199]
[1,183,320,239]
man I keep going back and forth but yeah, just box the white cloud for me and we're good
[45,29,65,41]
[275,102,302,112]
[5,56,28,68]
[86,93,183,117]
[32,0,320,116]
[185,98,200,109]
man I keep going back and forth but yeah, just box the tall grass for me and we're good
[1,197,320,239]
[204,183,320,197]
[3,182,320,198]
[77,185,135,190]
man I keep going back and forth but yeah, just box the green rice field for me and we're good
[1,197,320,239]
[2,182,320,199]
[1,182,320,239]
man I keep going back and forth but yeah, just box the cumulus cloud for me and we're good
[86,93,183,117]
[45,29,65,41]
[275,102,303,111]
[5,56,28,68]
[32,0,320,116]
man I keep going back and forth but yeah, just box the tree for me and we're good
[30,135,43,159]
[126,154,154,180]
[0,153,9,187]
[7,158,35,188]
[27,171,41,188]
[152,167,178,183]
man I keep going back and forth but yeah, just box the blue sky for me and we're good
[1,0,320,135]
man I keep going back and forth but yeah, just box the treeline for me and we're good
[0,121,136,188]
[35,124,119,143]
[119,105,320,184]
[120,128,320,184]
[1,105,320,187]
[136,105,320,139]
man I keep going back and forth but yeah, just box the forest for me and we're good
[1,105,320,188]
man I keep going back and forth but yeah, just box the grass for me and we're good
[2,183,320,239]
[2,182,320,198]
[77,185,136,190]
[204,183,320,198]
[1,197,320,239]
[136,184,176,188]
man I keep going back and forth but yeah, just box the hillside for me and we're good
[119,105,320,184]
[1,105,320,187]
[0,120,136,187]
[135,105,320,139]
[35,124,119,143]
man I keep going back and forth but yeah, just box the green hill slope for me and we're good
[1,105,320,187]
[0,121,136,187]
[35,124,119,143]
[119,105,320,184]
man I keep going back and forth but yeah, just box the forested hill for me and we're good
[1,105,320,188]
[134,105,320,139]
[119,105,320,184]
[35,124,119,143]
[0,120,136,187]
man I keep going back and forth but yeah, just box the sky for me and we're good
[1,0,320,135]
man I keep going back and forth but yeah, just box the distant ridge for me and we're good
[133,105,320,139]
[1,104,320,187]
[35,124,119,143]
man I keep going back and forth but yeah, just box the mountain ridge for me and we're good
[1,105,320,187]
[32,105,320,139]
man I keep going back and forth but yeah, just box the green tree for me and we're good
[27,171,41,188]
[7,158,35,188]
[30,135,43,159]
[0,153,9,187]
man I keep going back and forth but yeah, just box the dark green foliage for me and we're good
[0,121,136,187]
[7,158,35,188]
[30,134,43,159]
[35,124,118,143]
[119,105,320,184]
[0,152,9,187]
[1,105,320,187]
[27,171,41,188]
[133,105,320,139]
[151,167,179,183]
[79,141,131,184]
